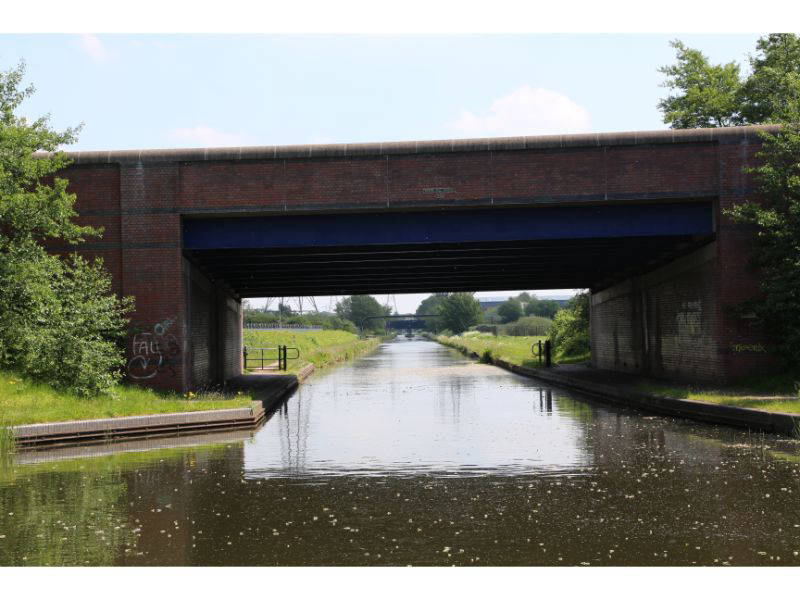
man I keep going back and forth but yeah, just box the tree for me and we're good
[415,293,448,333]
[549,292,590,358]
[725,118,800,369]
[278,302,294,316]
[440,293,482,334]
[335,295,391,333]
[738,34,800,124]
[657,40,743,129]
[496,298,523,323]
[658,35,800,128]
[524,297,561,319]
[0,61,133,395]
[658,35,800,368]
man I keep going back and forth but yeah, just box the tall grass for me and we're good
[243,329,383,374]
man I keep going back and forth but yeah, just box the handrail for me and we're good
[242,345,300,371]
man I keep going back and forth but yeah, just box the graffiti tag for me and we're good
[127,317,181,380]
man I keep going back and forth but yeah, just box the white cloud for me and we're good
[79,34,110,62]
[167,125,250,147]
[449,85,591,137]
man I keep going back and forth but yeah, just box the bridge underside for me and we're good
[183,202,714,297]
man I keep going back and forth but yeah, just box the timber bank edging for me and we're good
[428,335,800,438]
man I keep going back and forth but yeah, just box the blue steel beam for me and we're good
[182,203,713,250]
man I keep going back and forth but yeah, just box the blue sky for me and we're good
[0,34,764,312]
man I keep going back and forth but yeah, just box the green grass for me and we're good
[433,332,586,368]
[243,329,384,374]
[639,374,800,415]
[0,370,253,428]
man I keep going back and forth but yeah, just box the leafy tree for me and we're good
[515,291,533,304]
[658,35,800,128]
[415,293,448,333]
[277,302,294,316]
[524,296,561,319]
[725,118,800,369]
[440,293,482,334]
[658,35,800,368]
[0,61,132,395]
[739,34,800,124]
[657,40,743,128]
[496,298,523,323]
[549,292,590,358]
[335,295,391,333]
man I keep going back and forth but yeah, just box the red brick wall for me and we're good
[57,127,775,390]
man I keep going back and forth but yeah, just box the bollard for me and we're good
[243,346,248,369]
[544,340,552,367]
[538,340,543,364]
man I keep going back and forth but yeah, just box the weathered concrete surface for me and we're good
[11,403,266,449]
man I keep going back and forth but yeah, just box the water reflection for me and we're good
[243,341,589,477]
[1,339,799,566]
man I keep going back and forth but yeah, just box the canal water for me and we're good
[1,339,799,566]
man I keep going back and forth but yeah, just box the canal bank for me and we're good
[428,333,800,438]
[4,332,382,450]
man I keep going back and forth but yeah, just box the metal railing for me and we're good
[243,345,300,371]
[244,323,322,331]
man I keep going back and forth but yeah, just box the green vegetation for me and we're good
[415,293,448,332]
[638,374,800,415]
[549,292,590,359]
[496,298,523,323]
[0,61,133,396]
[434,332,548,368]
[439,292,483,334]
[659,35,800,371]
[243,329,383,374]
[0,369,253,428]
[334,295,392,333]
[523,296,561,319]
[498,315,553,337]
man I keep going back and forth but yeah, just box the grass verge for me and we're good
[432,332,584,367]
[638,374,800,415]
[243,329,385,374]
[0,370,253,429]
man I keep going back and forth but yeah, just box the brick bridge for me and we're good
[57,125,775,392]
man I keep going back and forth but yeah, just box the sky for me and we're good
[0,33,763,313]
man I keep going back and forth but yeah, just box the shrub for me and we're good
[500,315,553,337]
[549,293,590,358]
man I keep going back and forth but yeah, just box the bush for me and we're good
[0,62,133,395]
[0,247,132,396]
[549,293,590,358]
[499,315,553,337]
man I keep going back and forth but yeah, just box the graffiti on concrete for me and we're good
[676,301,702,337]
[730,343,767,354]
[127,317,181,380]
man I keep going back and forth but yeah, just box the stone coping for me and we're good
[46,125,779,165]
[10,403,266,448]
